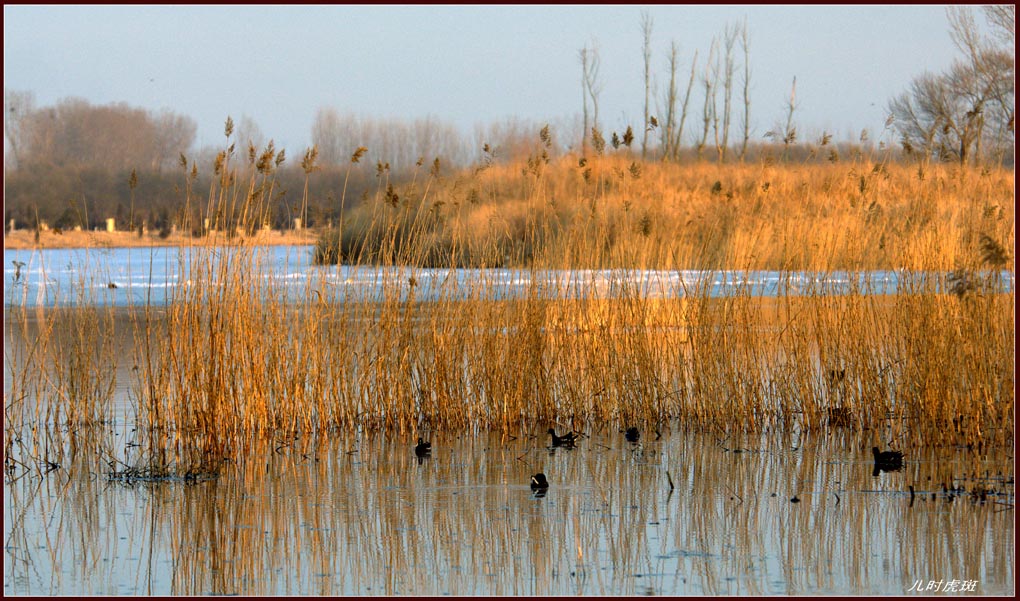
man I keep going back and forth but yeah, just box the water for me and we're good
[3,245,1014,595]
[3,428,1013,595]
[5,246,1013,307]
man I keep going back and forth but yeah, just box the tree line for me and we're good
[4,7,1012,233]
[4,92,197,173]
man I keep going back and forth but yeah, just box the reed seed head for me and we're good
[622,125,634,147]
[297,146,316,175]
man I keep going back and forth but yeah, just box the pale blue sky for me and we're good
[4,5,976,153]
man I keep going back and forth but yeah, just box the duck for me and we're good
[548,428,578,447]
[414,437,432,458]
[12,260,25,282]
[872,446,903,466]
[625,427,640,443]
[531,473,549,490]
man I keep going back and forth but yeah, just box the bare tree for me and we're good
[311,107,345,166]
[660,44,698,162]
[579,46,591,155]
[587,43,603,140]
[890,6,1014,165]
[236,115,265,160]
[579,41,603,156]
[473,115,546,162]
[4,90,36,170]
[891,57,1012,165]
[782,76,797,160]
[983,5,1014,45]
[697,37,718,160]
[662,41,680,161]
[311,109,470,171]
[719,22,739,163]
[676,51,699,161]
[641,11,653,159]
[152,110,197,173]
[949,6,1014,161]
[739,18,752,162]
[709,41,722,161]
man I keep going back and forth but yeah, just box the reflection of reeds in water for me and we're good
[4,423,153,595]
[4,429,1011,595]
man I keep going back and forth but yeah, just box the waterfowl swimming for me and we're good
[872,446,903,466]
[531,473,549,490]
[548,428,577,447]
[415,437,432,458]
[625,427,640,443]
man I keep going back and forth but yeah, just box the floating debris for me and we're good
[107,466,217,485]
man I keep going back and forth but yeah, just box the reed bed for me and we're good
[317,151,1014,272]
[3,125,1014,477]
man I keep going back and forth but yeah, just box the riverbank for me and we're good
[3,228,319,250]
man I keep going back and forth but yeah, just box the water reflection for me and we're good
[873,463,905,477]
[4,428,1013,595]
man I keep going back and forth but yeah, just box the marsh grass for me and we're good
[317,151,1013,272]
[3,123,1014,478]
[4,251,123,478]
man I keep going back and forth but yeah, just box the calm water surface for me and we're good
[5,245,1013,307]
[3,426,1014,595]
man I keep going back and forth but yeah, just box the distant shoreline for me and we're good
[3,228,320,251]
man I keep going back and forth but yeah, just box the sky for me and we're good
[3,5,983,154]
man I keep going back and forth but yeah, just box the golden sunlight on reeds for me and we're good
[3,125,1014,479]
[318,153,1014,272]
